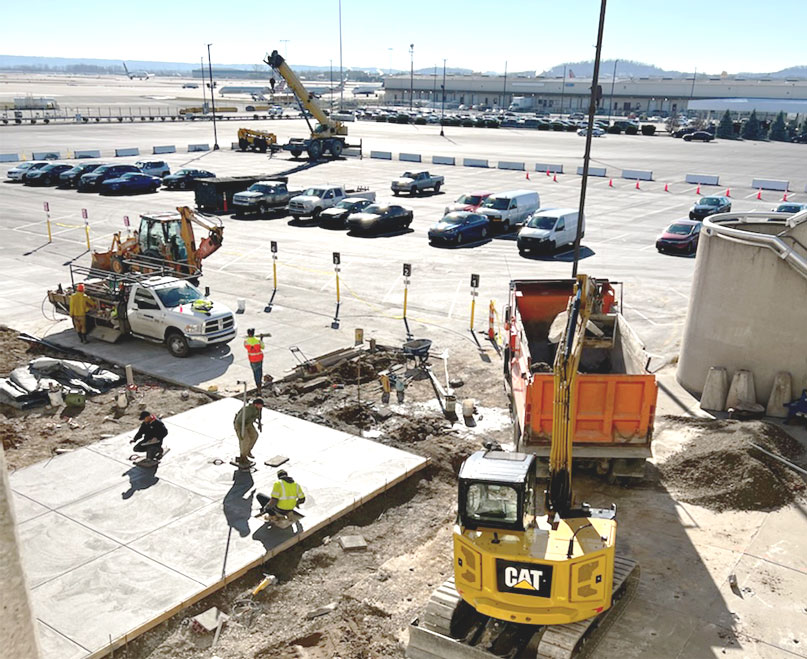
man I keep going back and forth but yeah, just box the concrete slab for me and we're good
[743,503,807,574]
[11,398,427,658]
[12,491,50,523]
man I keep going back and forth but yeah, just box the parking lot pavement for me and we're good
[1,122,804,390]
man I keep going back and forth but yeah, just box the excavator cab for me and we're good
[138,214,189,263]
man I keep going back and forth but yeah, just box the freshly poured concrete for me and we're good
[10,398,427,658]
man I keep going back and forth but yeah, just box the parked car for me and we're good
[59,163,104,188]
[182,83,199,89]
[6,161,48,182]
[656,219,701,254]
[517,208,584,254]
[135,160,171,178]
[478,190,540,232]
[23,163,73,186]
[683,131,714,142]
[78,164,141,191]
[443,192,492,215]
[771,202,807,214]
[319,197,374,228]
[346,204,413,234]
[99,172,162,195]
[689,195,731,220]
[232,180,290,216]
[577,126,605,137]
[428,212,490,245]
[162,169,215,190]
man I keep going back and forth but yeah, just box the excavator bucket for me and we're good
[90,250,113,271]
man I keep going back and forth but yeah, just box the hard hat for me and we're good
[77,283,85,292]
[277,469,288,479]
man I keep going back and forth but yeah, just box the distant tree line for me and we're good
[716,109,807,141]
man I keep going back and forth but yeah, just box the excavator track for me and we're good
[407,557,639,659]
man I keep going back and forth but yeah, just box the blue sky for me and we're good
[2,0,804,74]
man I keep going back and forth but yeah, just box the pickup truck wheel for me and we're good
[411,187,419,196]
[393,190,400,196]
[259,202,269,215]
[330,141,343,158]
[548,240,556,253]
[434,182,441,193]
[166,330,190,358]
[312,207,322,219]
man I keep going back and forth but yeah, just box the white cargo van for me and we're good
[478,190,540,231]
[517,208,584,253]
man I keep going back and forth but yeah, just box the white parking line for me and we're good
[672,288,690,301]
[382,275,402,302]
[446,279,463,319]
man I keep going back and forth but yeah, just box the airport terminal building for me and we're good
[383,73,807,118]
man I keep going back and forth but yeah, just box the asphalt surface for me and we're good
[1,108,805,388]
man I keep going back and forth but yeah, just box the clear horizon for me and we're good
[1,0,805,75]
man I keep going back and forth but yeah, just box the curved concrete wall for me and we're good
[677,218,807,404]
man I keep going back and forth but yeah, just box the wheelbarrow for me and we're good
[402,338,432,368]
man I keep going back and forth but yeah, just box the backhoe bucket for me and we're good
[91,251,113,271]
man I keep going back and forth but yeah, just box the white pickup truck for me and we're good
[288,185,374,219]
[391,171,444,196]
[48,275,236,358]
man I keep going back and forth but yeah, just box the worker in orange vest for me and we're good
[69,283,96,343]
[244,328,269,392]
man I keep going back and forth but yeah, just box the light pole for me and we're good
[559,64,566,116]
[330,59,333,113]
[608,59,617,121]
[206,43,219,150]
[432,65,437,108]
[409,44,414,110]
[338,0,344,110]
[200,57,206,112]
[501,61,507,111]
[440,59,446,137]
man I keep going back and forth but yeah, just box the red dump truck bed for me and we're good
[506,279,657,478]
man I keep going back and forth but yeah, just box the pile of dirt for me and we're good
[658,417,806,512]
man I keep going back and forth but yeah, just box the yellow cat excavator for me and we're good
[408,275,639,659]
[90,206,223,279]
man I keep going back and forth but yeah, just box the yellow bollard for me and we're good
[46,214,52,243]
[403,285,408,319]
[335,270,341,303]
[470,297,476,331]
[84,220,91,250]
[272,257,278,290]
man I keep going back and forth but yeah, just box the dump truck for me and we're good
[505,278,657,480]
[48,266,236,357]
[237,127,279,153]
[90,206,223,280]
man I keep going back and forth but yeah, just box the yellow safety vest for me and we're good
[271,479,304,511]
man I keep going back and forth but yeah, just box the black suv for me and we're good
[78,164,140,191]
[689,195,731,220]
[59,163,104,188]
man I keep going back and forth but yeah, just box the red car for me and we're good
[443,192,492,215]
[656,219,701,255]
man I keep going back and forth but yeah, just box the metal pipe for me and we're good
[608,59,617,121]
[440,59,446,137]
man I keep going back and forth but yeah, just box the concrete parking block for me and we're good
[18,512,119,588]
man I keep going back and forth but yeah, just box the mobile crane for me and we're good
[264,49,348,160]
[407,275,639,659]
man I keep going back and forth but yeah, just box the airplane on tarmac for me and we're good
[122,62,153,80]
[352,83,383,96]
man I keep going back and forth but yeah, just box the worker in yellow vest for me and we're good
[256,470,306,516]
[244,328,269,392]
[69,283,96,343]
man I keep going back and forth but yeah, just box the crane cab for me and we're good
[453,445,618,626]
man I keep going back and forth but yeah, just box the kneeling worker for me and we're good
[257,470,305,516]
[131,411,168,461]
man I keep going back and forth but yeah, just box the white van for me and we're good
[478,190,540,231]
[517,208,584,253]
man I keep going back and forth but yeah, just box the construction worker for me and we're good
[130,411,168,462]
[69,283,95,343]
[233,397,264,467]
[256,469,305,516]
[244,328,267,391]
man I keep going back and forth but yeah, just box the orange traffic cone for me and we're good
[635,179,640,190]
[782,191,788,202]
[526,171,530,180]
[696,185,701,195]
[553,174,557,182]
[756,189,763,200]
[725,188,731,197]
[546,168,550,177]
[664,183,669,192]
[608,178,613,187]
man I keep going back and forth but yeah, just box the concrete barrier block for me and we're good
[153,145,176,154]
[342,147,362,159]
[188,144,211,153]
[751,178,789,192]
[463,158,489,168]
[766,371,792,418]
[726,369,756,409]
[535,163,563,174]
[685,173,720,186]
[399,153,421,163]
[432,155,455,166]
[498,161,525,171]
[32,151,60,160]
[622,169,653,181]
[115,147,140,157]
[700,366,728,411]
[577,166,606,177]
[370,151,392,160]
[73,150,102,159]
[0,153,20,163]
[230,142,239,150]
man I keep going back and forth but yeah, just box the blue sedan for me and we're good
[100,173,162,195]
[428,212,490,245]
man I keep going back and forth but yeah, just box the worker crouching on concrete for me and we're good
[69,283,96,343]
[257,469,305,516]
[130,411,168,461]
[234,397,264,468]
